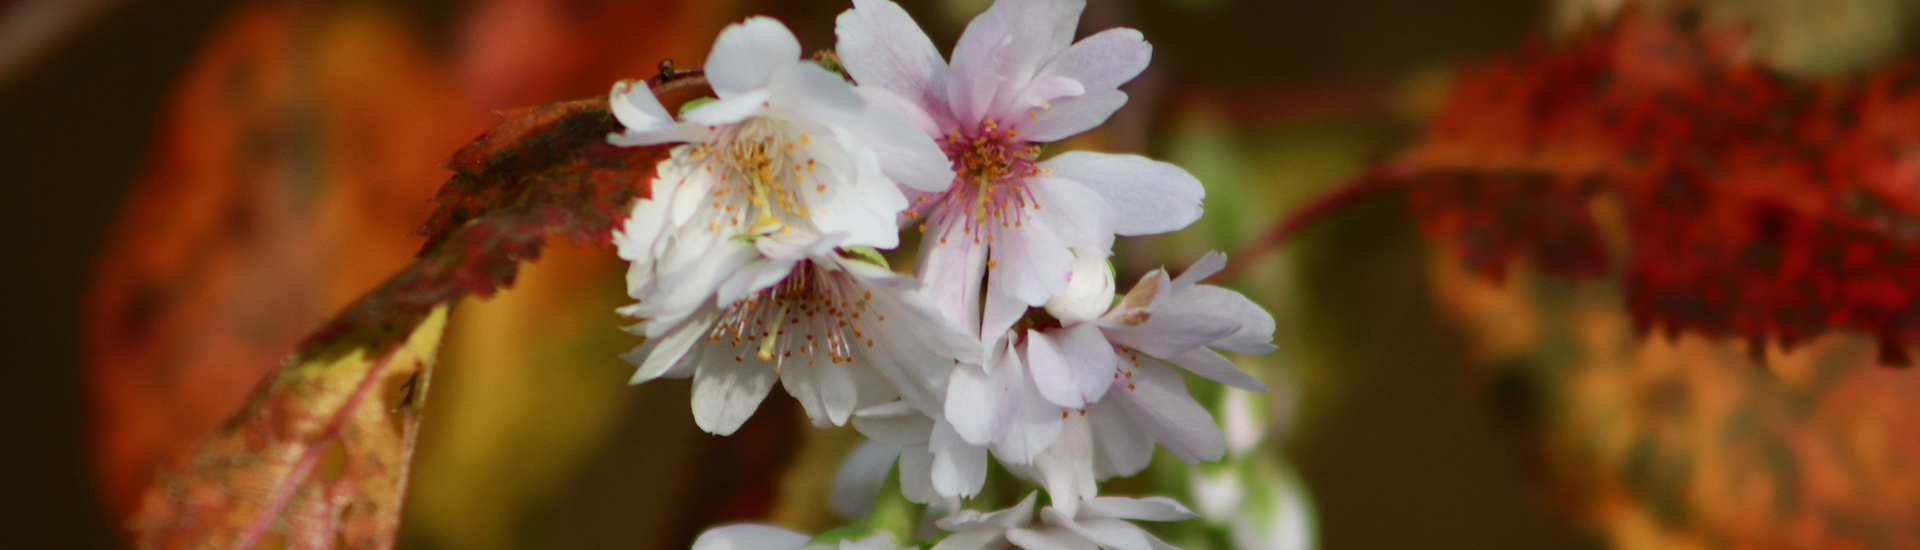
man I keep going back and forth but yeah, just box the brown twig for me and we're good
[1214,164,1409,282]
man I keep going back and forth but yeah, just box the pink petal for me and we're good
[1020,89,1127,143]
[916,220,989,333]
[835,0,950,114]
[1111,359,1224,463]
[1044,152,1203,236]
[1038,27,1152,93]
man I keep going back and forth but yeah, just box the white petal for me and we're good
[1085,398,1152,478]
[1043,251,1115,325]
[1098,305,1237,360]
[768,62,865,120]
[1038,28,1151,93]
[1175,285,1277,354]
[692,524,809,550]
[623,312,709,384]
[1027,176,1115,253]
[987,211,1076,308]
[681,89,771,126]
[860,106,957,193]
[948,0,1086,123]
[830,440,899,518]
[1020,90,1127,143]
[930,419,987,498]
[706,17,801,96]
[1043,152,1202,237]
[1025,329,1088,409]
[1033,416,1097,516]
[1058,518,1153,550]
[609,79,674,133]
[917,222,988,334]
[990,356,1065,464]
[1170,346,1265,391]
[1169,252,1225,287]
[715,256,796,306]
[1006,527,1098,550]
[1081,496,1196,522]
[1112,359,1223,463]
[835,0,950,113]
[981,284,1031,353]
[781,359,860,427]
[898,446,938,504]
[1031,323,1117,408]
[928,529,1005,550]
[946,361,1008,445]
[852,401,933,446]
[690,358,781,435]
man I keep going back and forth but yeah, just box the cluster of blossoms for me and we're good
[610,0,1276,547]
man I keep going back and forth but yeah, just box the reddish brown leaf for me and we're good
[131,75,703,547]
[1401,9,1920,365]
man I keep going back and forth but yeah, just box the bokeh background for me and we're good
[7,0,1919,548]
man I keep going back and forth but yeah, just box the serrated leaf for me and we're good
[130,77,709,547]
[133,305,449,549]
[1400,9,1920,365]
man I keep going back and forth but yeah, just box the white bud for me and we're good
[1044,251,1115,324]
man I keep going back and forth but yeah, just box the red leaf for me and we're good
[132,77,704,547]
[1401,10,1920,365]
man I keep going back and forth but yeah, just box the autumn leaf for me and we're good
[1400,9,1920,365]
[128,74,703,547]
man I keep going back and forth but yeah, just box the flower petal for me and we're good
[1111,359,1223,463]
[1081,496,1196,522]
[690,355,780,435]
[946,360,1009,445]
[706,17,801,96]
[859,106,957,193]
[830,439,898,518]
[1170,251,1226,287]
[1043,251,1116,325]
[851,401,933,445]
[930,418,987,498]
[609,79,674,133]
[989,355,1065,464]
[1028,174,1115,253]
[623,310,711,384]
[835,0,950,113]
[681,88,771,126]
[1006,527,1098,550]
[692,524,808,550]
[1033,415,1097,516]
[1020,89,1127,143]
[948,0,1085,123]
[917,219,989,333]
[1039,27,1151,93]
[1044,152,1202,237]
[1170,346,1266,391]
[781,358,860,427]
[1025,329,1088,409]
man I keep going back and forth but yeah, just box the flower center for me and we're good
[706,262,884,372]
[689,117,817,235]
[912,118,1045,249]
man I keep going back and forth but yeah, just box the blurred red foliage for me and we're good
[1405,10,1920,365]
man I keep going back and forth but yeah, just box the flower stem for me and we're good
[1214,164,1408,282]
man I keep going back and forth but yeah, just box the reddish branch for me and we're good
[1214,164,1408,283]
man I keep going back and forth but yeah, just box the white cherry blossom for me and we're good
[835,0,1205,342]
[692,524,918,550]
[930,492,1198,550]
[616,222,976,435]
[611,16,952,250]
